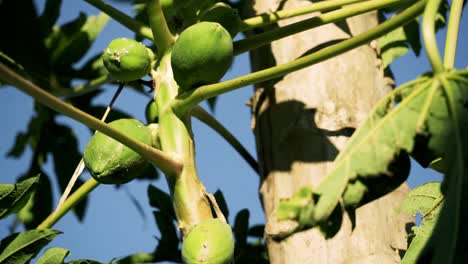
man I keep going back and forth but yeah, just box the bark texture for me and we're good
[246,1,414,263]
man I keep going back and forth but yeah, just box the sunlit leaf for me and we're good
[0,229,61,264]
[37,247,70,264]
[0,175,40,219]
[378,26,409,69]
[400,182,443,264]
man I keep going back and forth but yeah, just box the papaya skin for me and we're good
[199,3,241,38]
[182,218,234,264]
[83,118,153,184]
[171,22,233,90]
[102,38,152,82]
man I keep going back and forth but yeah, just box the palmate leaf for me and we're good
[277,69,468,236]
[47,12,109,69]
[0,175,40,219]
[400,182,443,264]
[415,73,468,263]
[0,229,61,264]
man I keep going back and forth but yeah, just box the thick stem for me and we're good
[191,106,259,174]
[146,0,175,54]
[37,178,99,229]
[443,0,463,69]
[171,0,426,115]
[234,0,412,55]
[0,63,182,175]
[154,53,212,235]
[83,0,153,40]
[422,0,444,73]
[240,0,362,31]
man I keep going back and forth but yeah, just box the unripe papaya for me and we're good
[102,38,152,81]
[171,22,233,89]
[145,100,159,124]
[83,119,153,184]
[182,218,234,264]
[200,3,241,38]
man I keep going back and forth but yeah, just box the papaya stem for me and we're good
[0,62,183,176]
[240,0,362,31]
[83,0,154,40]
[147,0,175,54]
[234,0,414,55]
[191,106,259,174]
[422,0,444,74]
[38,178,100,229]
[171,0,426,114]
[443,0,463,69]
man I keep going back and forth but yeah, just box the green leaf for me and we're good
[147,185,176,220]
[400,182,443,264]
[47,13,109,68]
[0,175,40,219]
[233,209,249,249]
[6,132,29,158]
[403,19,421,56]
[37,247,70,264]
[115,252,155,264]
[18,172,53,229]
[0,229,61,264]
[400,182,443,215]
[415,72,468,263]
[39,0,63,36]
[66,260,106,264]
[214,189,229,221]
[152,211,180,262]
[378,26,409,69]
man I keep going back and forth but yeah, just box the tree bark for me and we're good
[246,1,414,263]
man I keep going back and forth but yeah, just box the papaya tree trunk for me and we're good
[246,0,413,263]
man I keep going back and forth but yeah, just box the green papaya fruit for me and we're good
[199,3,241,38]
[102,38,152,81]
[171,21,233,90]
[83,118,153,184]
[145,100,159,124]
[182,218,234,264]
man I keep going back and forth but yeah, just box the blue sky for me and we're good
[0,0,466,262]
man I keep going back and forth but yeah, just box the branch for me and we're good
[147,0,174,53]
[422,0,444,73]
[38,178,99,229]
[0,62,183,175]
[171,0,427,114]
[83,0,154,40]
[234,0,413,55]
[191,106,259,174]
[443,0,464,69]
[240,0,363,31]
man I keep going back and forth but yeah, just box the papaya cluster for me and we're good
[170,2,241,90]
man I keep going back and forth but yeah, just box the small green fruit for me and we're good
[83,119,153,184]
[145,100,159,124]
[102,38,152,81]
[171,22,233,89]
[182,218,234,264]
[200,3,241,38]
